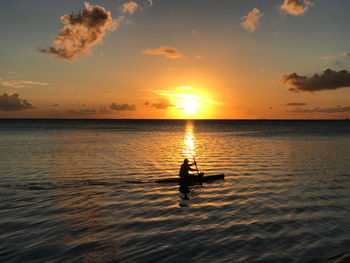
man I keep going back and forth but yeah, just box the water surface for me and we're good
[1,119,350,262]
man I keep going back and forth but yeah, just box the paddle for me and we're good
[193,155,200,176]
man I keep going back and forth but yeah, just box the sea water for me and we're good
[1,119,350,263]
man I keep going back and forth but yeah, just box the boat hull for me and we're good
[155,174,225,184]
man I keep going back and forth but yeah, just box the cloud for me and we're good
[343,52,350,57]
[151,98,174,109]
[287,102,307,106]
[241,8,263,33]
[99,106,111,114]
[40,2,117,60]
[280,0,313,16]
[141,46,182,59]
[281,68,350,92]
[194,55,202,59]
[120,1,138,14]
[110,103,136,111]
[0,79,48,88]
[287,105,350,113]
[52,104,60,107]
[66,109,96,115]
[0,92,35,111]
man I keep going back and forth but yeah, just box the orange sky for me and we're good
[1,0,350,119]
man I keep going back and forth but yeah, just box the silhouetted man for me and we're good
[179,158,198,179]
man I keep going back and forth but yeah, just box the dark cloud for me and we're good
[144,101,150,106]
[287,105,350,113]
[40,2,116,60]
[282,68,350,92]
[151,98,174,109]
[52,104,60,107]
[110,103,136,111]
[287,102,307,106]
[99,106,111,114]
[141,46,182,59]
[66,109,96,114]
[0,93,35,111]
[280,0,313,16]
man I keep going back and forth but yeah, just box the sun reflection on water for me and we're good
[182,121,196,161]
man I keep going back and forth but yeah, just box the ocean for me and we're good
[1,119,350,263]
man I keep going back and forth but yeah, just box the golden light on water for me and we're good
[182,121,196,160]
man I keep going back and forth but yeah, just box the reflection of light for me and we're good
[182,121,195,159]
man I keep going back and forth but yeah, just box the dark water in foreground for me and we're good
[1,119,350,263]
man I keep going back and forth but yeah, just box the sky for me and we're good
[1,0,350,119]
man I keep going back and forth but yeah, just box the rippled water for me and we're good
[1,119,350,263]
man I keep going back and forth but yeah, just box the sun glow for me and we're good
[154,85,222,119]
[181,95,200,114]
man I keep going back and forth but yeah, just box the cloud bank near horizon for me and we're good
[0,93,35,111]
[110,103,136,111]
[287,102,307,106]
[151,98,174,109]
[287,105,350,113]
[282,68,350,92]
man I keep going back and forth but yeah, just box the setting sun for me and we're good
[180,95,200,114]
[154,86,221,119]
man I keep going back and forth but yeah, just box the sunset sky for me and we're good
[1,0,350,119]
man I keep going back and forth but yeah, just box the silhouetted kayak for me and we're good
[155,174,225,184]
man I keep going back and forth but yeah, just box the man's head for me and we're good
[184,158,189,164]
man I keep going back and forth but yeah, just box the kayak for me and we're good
[155,174,225,184]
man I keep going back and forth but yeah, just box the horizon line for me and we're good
[0,118,349,121]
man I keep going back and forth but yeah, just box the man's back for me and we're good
[179,163,190,179]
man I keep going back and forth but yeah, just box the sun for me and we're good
[181,98,199,114]
[155,85,221,119]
